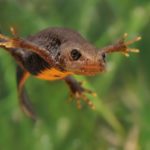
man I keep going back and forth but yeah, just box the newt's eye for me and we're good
[71,49,81,61]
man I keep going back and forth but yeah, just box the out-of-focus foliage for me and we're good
[0,0,150,149]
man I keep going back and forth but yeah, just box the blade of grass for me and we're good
[74,75,125,136]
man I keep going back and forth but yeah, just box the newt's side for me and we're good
[0,27,141,120]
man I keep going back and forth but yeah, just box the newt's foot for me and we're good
[0,35,15,49]
[0,27,18,49]
[119,33,141,57]
[68,82,96,109]
[100,33,141,57]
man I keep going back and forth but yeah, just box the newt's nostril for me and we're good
[102,53,106,62]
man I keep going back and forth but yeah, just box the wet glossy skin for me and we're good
[0,28,140,79]
[58,41,106,76]
[26,28,106,78]
[0,27,141,119]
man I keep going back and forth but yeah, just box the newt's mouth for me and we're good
[74,63,106,76]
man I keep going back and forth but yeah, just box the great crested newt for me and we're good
[0,27,141,120]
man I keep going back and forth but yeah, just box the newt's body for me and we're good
[0,27,141,120]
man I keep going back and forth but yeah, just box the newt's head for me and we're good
[57,41,106,76]
[56,31,140,76]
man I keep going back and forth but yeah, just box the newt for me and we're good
[0,27,141,120]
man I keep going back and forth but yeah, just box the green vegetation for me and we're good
[0,0,150,149]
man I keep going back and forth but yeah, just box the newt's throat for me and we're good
[36,68,73,80]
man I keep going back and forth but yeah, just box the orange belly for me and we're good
[36,68,73,80]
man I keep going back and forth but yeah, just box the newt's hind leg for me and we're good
[65,76,96,109]
[16,66,36,120]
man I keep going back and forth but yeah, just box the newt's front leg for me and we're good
[64,76,96,109]
[0,31,54,65]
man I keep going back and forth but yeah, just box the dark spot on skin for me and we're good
[57,52,60,56]
[102,53,106,62]
[53,75,61,78]
[55,52,61,61]
[49,38,61,53]
[23,54,51,75]
[56,64,66,72]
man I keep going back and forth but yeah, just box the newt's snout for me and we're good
[78,52,106,76]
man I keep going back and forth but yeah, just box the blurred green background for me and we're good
[0,0,150,149]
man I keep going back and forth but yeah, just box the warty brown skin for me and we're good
[0,27,140,120]
[26,28,106,75]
